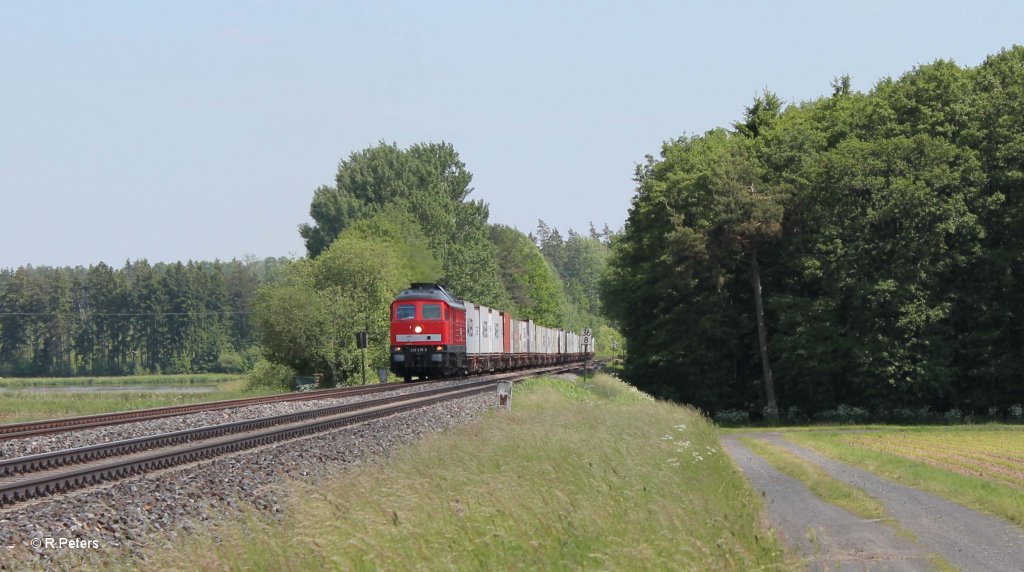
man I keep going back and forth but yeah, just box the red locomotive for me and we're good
[389,283,591,382]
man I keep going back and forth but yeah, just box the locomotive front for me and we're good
[389,283,467,382]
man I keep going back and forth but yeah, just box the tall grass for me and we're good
[147,374,791,571]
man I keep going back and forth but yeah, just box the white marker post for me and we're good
[496,381,513,412]
[581,328,592,379]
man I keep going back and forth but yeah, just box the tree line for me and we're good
[0,258,288,377]
[602,46,1024,420]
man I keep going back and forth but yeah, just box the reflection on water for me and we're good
[0,385,218,394]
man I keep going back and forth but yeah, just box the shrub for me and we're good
[890,407,933,424]
[713,409,750,426]
[817,404,870,424]
[246,359,296,391]
[216,350,246,374]
[1010,404,1023,420]
[785,406,808,424]
[943,408,964,424]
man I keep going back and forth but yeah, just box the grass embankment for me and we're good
[0,376,275,424]
[785,427,1024,528]
[152,374,790,571]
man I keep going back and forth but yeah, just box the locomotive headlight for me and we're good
[414,325,423,333]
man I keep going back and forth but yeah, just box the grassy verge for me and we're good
[147,374,791,571]
[738,438,905,534]
[0,378,279,424]
[786,430,1024,528]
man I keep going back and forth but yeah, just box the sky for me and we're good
[2,1,1021,269]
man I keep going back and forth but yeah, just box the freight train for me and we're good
[389,283,592,382]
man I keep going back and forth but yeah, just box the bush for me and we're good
[713,409,750,426]
[890,407,933,424]
[1010,404,1023,420]
[786,406,808,424]
[246,359,296,391]
[240,345,264,372]
[216,350,246,374]
[817,404,870,424]
[943,408,964,424]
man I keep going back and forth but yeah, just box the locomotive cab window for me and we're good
[396,305,416,320]
[422,303,442,320]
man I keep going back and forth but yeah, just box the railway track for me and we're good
[0,377,446,440]
[0,363,588,506]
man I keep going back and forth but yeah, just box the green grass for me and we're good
[143,374,792,571]
[786,429,1024,528]
[739,437,904,532]
[0,378,281,424]
[0,373,244,388]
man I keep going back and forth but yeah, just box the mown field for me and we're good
[144,374,791,571]
[785,426,1024,527]
[0,375,277,424]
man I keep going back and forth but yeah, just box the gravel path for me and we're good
[722,436,933,571]
[0,391,494,571]
[725,433,1024,571]
[0,379,470,460]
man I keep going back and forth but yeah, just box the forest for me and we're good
[602,47,1024,420]
[0,258,288,376]
[0,142,617,382]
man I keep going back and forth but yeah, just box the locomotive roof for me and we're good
[394,283,466,310]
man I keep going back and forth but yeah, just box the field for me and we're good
[148,374,792,571]
[786,426,1024,527]
[0,373,244,389]
[0,374,279,424]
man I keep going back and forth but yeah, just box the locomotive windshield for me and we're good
[422,303,442,320]
[396,305,416,320]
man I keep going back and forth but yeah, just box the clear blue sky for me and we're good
[2,1,1021,268]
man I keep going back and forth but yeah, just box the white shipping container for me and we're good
[511,319,521,353]
[465,302,479,355]
[479,306,491,354]
[528,320,536,354]
[495,312,505,354]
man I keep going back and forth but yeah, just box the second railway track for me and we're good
[0,363,588,507]
[0,377,450,441]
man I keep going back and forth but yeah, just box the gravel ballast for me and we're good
[0,391,495,570]
[0,379,473,460]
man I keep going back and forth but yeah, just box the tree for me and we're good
[258,210,441,385]
[298,141,508,306]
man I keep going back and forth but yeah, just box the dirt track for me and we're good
[723,433,1024,571]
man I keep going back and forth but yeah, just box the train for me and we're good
[389,283,593,382]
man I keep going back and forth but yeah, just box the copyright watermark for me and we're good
[31,537,100,550]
